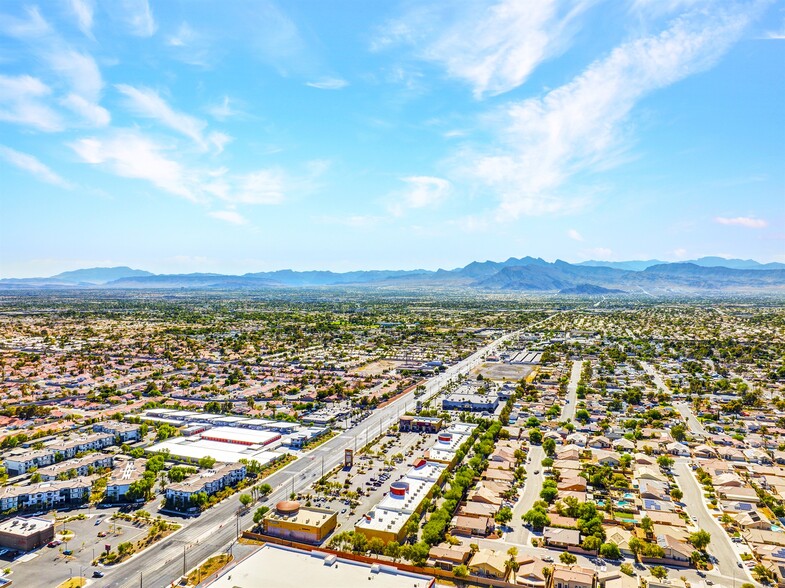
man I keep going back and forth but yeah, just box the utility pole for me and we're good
[321,455,324,479]
[183,544,186,577]
[139,571,142,588]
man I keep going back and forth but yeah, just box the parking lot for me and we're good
[304,430,439,536]
[4,499,180,587]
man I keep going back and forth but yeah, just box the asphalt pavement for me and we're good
[97,314,560,587]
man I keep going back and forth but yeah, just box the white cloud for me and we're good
[116,84,210,149]
[208,132,232,154]
[389,176,451,216]
[0,145,73,188]
[61,93,110,127]
[568,229,584,241]
[0,6,51,38]
[123,0,156,37]
[306,78,349,90]
[234,170,286,205]
[672,248,688,258]
[68,0,95,38]
[374,0,592,99]
[714,216,767,228]
[44,49,109,127]
[207,96,241,120]
[462,3,762,219]
[46,49,103,101]
[0,74,62,131]
[167,22,196,47]
[209,210,247,225]
[70,130,197,201]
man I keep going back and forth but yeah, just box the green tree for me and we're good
[582,535,602,553]
[688,530,711,551]
[670,423,687,442]
[239,493,253,507]
[253,506,270,525]
[657,455,674,470]
[198,455,216,469]
[368,537,385,554]
[671,487,683,501]
[258,483,272,496]
[640,515,654,535]
[529,429,543,444]
[599,542,621,560]
[523,507,551,531]
[560,552,577,565]
[454,564,468,578]
[542,437,556,456]
[495,506,513,525]
[383,541,401,561]
[650,566,668,580]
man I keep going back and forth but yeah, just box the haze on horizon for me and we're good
[0,0,783,278]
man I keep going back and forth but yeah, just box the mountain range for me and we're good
[1,257,784,294]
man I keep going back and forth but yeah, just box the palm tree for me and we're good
[543,565,553,588]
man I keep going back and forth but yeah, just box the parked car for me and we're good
[542,555,554,562]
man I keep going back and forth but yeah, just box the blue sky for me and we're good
[0,0,783,277]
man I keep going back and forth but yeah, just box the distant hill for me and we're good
[1,256,784,294]
[580,257,785,271]
[104,274,281,289]
[559,284,626,295]
[578,259,665,271]
[53,266,154,284]
[687,256,785,270]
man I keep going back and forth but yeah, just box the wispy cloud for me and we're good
[306,78,349,90]
[70,130,197,201]
[0,145,73,188]
[0,74,63,131]
[116,84,210,149]
[461,2,763,219]
[568,229,584,241]
[123,0,155,37]
[68,0,95,38]
[388,176,451,216]
[61,94,110,127]
[209,209,247,225]
[47,48,110,127]
[205,169,286,205]
[714,215,768,228]
[207,96,242,120]
[373,0,593,99]
[167,22,197,47]
[0,6,51,38]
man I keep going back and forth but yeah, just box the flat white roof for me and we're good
[147,439,281,464]
[0,517,53,535]
[207,543,433,588]
[200,426,280,445]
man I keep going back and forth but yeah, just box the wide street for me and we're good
[100,314,559,587]
[672,459,756,586]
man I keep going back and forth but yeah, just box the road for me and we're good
[101,313,560,587]
[562,360,583,422]
[673,402,709,437]
[506,444,545,545]
[672,459,757,586]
